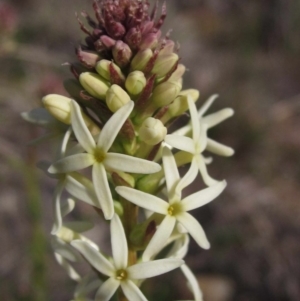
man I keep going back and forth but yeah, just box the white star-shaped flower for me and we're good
[173,94,234,157]
[48,100,161,220]
[116,147,226,261]
[71,214,183,301]
[165,96,226,186]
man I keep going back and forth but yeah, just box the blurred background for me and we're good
[1,0,300,300]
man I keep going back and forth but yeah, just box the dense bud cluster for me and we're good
[23,1,235,301]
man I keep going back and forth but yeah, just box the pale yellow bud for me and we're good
[95,59,125,81]
[167,89,200,118]
[169,64,186,81]
[151,53,179,77]
[42,94,100,135]
[179,89,200,102]
[56,227,80,243]
[106,84,131,112]
[151,81,182,108]
[79,72,109,100]
[131,48,153,71]
[139,117,167,145]
[42,94,72,124]
[125,71,146,95]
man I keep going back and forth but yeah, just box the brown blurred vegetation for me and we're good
[0,0,300,300]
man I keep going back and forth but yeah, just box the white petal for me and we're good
[176,158,198,195]
[48,153,94,174]
[51,179,65,235]
[162,147,180,199]
[51,236,82,262]
[202,108,234,129]
[121,280,148,301]
[71,100,96,153]
[177,212,210,249]
[198,123,208,153]
[197,94,218,117]
[71,240,115,276]
[98,101,134,151]
[165,135,195,154]
[142,215,176,261]
[196,155,218,186]
[111,214,128,270]
[166,234,189,259]
[58,126,73,158]
[127,258,184,279]
[92,163,114,220]
[95,278,120,301]
[181,264,203,301]
[104,153,161,174]
[206,138,234,156]
[181,180,226,211]
[115,186,168,214]
[54,253,81,282]
[65,174,100,208]
[188,96,200,143]
[60,198,75,217]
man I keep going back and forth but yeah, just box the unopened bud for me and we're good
[139,117,167,145]
[179,89,200,102]
[131,48,153,71]
[42,94,100,135]
[125,71,146,95]
[112,40,132,67]
[151,53,179,77]
[125,27,142,49]
[151,81,182,108]
[56,227,80,243]
[95,59,125,82]
[79,72,110,100]
[159,40,175,55]
[140,31,161,50]
[169,64,186,81]
[76,47,101,68]
[106,84,131,112]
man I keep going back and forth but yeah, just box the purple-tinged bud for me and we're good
[76,47,101,68]
[104,12,126,39]
[125,27,142,50]
[112,40,132,68]
[131,48,153,71]
[139,31,161,50]
[151,53,179,77]
[101,35,116,49]
[140,21,155,35]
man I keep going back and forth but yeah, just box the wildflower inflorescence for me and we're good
[23,1,234,300]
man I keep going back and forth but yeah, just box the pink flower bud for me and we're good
[112,40,132,68]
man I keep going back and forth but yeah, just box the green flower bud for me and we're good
[42,94,100,135]
[151,81,182,108]
[130,48,153,71]
[151,53,179,77]
[106,84,131,112]
[95,59,125,82]
[79,72,110,100]
[139,117,167,145]
[125,71,146,95]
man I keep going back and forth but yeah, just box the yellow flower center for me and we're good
[115,269,127,281]
[93,147,106,163]
[167,202,182,216]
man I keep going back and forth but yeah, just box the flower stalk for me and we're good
[23,1,235,300]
